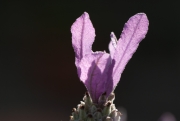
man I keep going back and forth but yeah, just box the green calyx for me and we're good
[70,92,121,121]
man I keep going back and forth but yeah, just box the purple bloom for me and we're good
[71,12,149,103]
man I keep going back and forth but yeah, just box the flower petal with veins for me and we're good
[106,13,149,96]
[78,52,111,103]
[71,12,95,66]
[71,12,149,102]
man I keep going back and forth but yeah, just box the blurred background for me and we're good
[1,1,180,121]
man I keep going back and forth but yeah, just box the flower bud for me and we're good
[79,105,86,120]
[98,92,107,106]
[108,93,115,102]
[103,101,112,116]
[72,108,78,120]
[84,92,92,105]
[69,116,74,121]
[94,108,102,119]
[84,92,93,112]
[80,101,85,106]
[77,104,81,112]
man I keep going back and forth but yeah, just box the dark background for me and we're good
[1,1,180,121]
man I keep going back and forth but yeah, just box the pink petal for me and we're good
[106,13,149,95]
[78,52,111,103]
[71,12,95,66]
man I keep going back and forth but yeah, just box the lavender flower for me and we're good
[70,12,149,121]
[71,12,149,102]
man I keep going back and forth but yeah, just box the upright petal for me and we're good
[106,13,149,95]
[108,32,118,59]
[78,52,111,103]
[71,12,96,66]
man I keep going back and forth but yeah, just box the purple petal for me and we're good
[106,13,149,95]
[71,12,95,66]
[108,32,117,59]
[78,52,111,103]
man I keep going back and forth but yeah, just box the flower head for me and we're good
[71,12,149,103]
